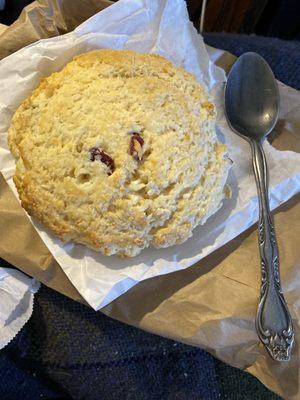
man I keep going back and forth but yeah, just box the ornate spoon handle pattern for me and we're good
[251,139,294,361]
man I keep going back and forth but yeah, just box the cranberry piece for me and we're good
[90,147,115,175]
[129,133,144,161]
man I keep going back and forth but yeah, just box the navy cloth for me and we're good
[1,286,281,400]
[1,33,298,400]
[204,33,300,90]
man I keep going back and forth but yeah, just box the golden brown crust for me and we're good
[8,49,230,257]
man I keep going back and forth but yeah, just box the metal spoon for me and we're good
[225,52,294,361]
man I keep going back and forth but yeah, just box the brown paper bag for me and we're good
[0,1,299,398]
[0,0,112,59]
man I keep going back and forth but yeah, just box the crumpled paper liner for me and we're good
[0,267,40,349]
[0,1,299,398]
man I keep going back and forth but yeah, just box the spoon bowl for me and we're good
[225,52,279,141]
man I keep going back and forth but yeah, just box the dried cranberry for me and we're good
[90,147,115,175]
[129,133,144,161]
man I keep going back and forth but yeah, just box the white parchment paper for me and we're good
[0,0,299,310]
[0,268,39,349]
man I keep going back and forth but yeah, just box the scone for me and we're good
[8,49,230,257]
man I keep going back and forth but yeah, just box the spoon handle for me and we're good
[251,139,294,361]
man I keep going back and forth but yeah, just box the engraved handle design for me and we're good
[251,140,294,361]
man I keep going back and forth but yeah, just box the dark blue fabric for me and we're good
[0,340,65,399]
[204,33,300,90]
[1,285,280,400]
[3,286,221,400]
[2,32,297,400]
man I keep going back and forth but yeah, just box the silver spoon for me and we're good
[225,52,294,361]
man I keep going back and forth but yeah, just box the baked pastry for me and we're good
[8,49,230,257]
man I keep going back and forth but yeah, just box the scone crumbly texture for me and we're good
[8,49,230,257]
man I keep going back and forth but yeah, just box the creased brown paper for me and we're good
[0,1,299,398]
[0,0,112,59]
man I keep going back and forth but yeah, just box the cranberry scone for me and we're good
[8,49,230,257]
